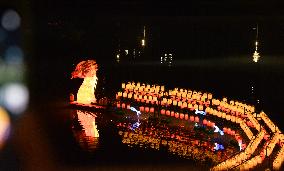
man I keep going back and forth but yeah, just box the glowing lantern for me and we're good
[198,105,203,111]
[71,60,99,104]
[153,96,157,102]
[194,104,198,110]
[203,119,208,125]
[185,114,188,120]
[126,104,130,109]
[178,101,182,107]
[223,127,227,133]
[123,92,127,98]
[128,93,132,98]
[171,111,175,117]
[190,116,194,121]
[226,115,230,121]
[161,86,165,92]
[122,83,125,89]
[188,103,193,109]
[187,93,191,98]
[182,102,187,108]
[117,103,121,108]
[180,113,184,119]
[192,94,196,99]
[149,96,153,100]
[166,110,170,116]
[122,103,126,109]
[161,109,165,115]
[208,93,212,99]
[139,106,144,112]
[145,107,149,113]
[175,113,179,118]
[222,113,226,119]
[227,128,231,135]
[195,116,199,122]
[173,100,177,106]
[144,95,147,100]
[150,107,154,113]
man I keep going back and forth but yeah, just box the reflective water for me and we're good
[70,108,240,168]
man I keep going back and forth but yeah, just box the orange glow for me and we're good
[77,110,99,138]
[71,60,98,104]
[0,107,10,149]
[77,76,98,104]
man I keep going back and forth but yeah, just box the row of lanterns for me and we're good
[118,82,284,170]
[116,103,155,113]
[273,145,284,170]
[212,130,265,171]
[260,111,281,133]
[238,133,282,170]
[238,155,263,170]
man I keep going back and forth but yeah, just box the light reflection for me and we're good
[77,110,99,138]
[117,120,239,164]
[73,110,100,151]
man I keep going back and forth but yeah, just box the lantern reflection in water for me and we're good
[74,110,100,151]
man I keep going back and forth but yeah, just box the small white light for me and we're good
[141,39,145,46]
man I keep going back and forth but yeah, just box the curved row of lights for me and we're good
[116,82,284,170]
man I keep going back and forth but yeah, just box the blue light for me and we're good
[129,106,142,130]
[195,109,206,115]
[214,143,225,151]
[130,121,141,131]
[130,107,141,116]
[213,125,224,136]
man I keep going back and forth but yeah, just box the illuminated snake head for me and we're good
[71,60,98,79]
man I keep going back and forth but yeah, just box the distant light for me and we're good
[164,54,167,56]
[253,51,260,62]
[5,46,24,65]
[255,41,258,46]
[116,54,120,59]
[0,107,10,149]
[1,10,21,31]
[141,39,145,46]
[2,83,29,115]
[125,50,128,55]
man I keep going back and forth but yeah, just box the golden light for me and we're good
[77,110,99,138]
[253,50,260,63]
[141,39,145,46]
[0,107,10,149]
[71,60,98,104]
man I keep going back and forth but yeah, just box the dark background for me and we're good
[1,0,284,170]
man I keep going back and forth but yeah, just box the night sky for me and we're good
[30,0,284,63]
